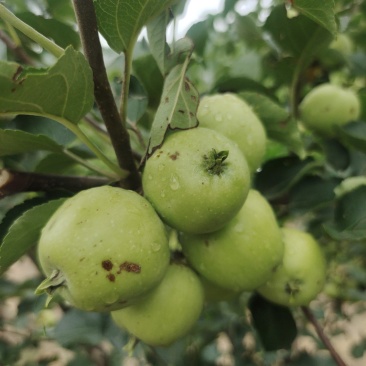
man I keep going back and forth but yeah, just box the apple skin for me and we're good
[197,93,267,173]
[142,127,251,234]
[180,190,284,292]
[257,227,327,307]
[299,83,360,137]
[37,186,170,312]
[111,263,204,347]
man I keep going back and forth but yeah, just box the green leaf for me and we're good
[147,10,195,75]
[324,186,366,241]
[145,62,199,156]
[288,176,339,213]
[0,198,66,276]
[94,0,176,54]
[146,9,171,75]
[240,92,304,157]
[293,0,337,36]
[249,293,297,351]
[337,121,366,154]
[17,12,80,49]
[264,5,333,70]
[0,47,94,124]
[186,19,211,56]
[133,53,164,108]
[53,309,107,346]
[0,129,63,156]
[255,156,321,200]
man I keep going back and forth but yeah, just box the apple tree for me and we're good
[0,0,366,365]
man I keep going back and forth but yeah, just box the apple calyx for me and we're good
[35,269,66,306]
[203,149,229,176]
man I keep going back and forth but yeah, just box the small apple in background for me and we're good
[299,83,360,137]
[197,93,267,174]
[257,227,327,307]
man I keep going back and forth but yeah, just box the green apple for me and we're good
[299,83,360,137]
[142,127,251,234]
[180,190,284,292]
[111,263,204,347]
[36,186,170,312]
[197,93,267,173]
[257,227,327,307]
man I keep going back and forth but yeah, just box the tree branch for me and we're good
[0,169,110,197]
[301,306,347,366]
[0,29,34,65]
[72,0,141,191]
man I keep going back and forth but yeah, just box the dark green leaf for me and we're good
[249,293,297,351]
[17,12,80,49]
[235,15,265,49]
[0,47,94,124]
[186,20,210,56]
[147,10,195,76]
[255,156,321,200]
[133,54,164,108]
[287,352,335,366]
[214,77,273,97]
[264,5,333,71]
[0,129,63,156]
[240,92,304,156]
[147,9,171,74]
[293,0,337,36]
[94,0,176,54]
[337,121,366,154]
[0,198,66,275]
[289,176,339,213]
[324,186,366,241]
[127,75,148,123]
[145,62,199,156]
[52,309,107,346]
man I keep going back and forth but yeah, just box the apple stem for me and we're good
[203,149,229,176]
[35,270,66,306]
[301,306,347,366]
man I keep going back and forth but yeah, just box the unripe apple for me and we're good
[142,127,251,234]
[197,93,267,173]
[36,186,170,312]
[299,83,360,137]
[111,263,204,347]
[180,190,284,292]
[257,227,327,307]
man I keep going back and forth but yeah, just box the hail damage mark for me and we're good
[102,260,113,271]
[117,261,141,274]
[169,152,180,160]
[107,273,115,282]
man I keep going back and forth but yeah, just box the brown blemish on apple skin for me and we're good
[204,239,210,247]
[117,261,141,274]
[169,152,180,160]
[106,273,115,282]
[79,257,85,262]
[102,260,113,271]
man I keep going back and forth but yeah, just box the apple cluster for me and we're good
[35,93,327,347]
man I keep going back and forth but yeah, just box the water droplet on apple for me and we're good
[169,175,180,190]
[151,242,161,252]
